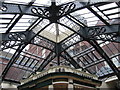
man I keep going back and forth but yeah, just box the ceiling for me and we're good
[0,0,120,83]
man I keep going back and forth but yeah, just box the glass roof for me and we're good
[0,0,120,83]
[3,0,76,6]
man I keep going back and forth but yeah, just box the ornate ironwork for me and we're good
[31,2,76,21]
[31,7,49,18]
[59,2,76,16]
[8,33,26,41]
[1,1,96,17]
[94,33,119,42]
[85,24,120,42]
[1,32,26,50]
[1,41,23,50]
[87,27,106,38]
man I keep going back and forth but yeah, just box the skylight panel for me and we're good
[91,6,99,12]
[60,17,80,31]
[4,0,31,4]
[97,12,109,20]
[112,57,120,68]
[70,7,101,27]
[15,56,24,64]
[108,14,119,19]
[79,12,100,26]
[81,13,96,19]
[0,14,14,18]
[3,48,17,55]
[47,23,56,34]
[72,8,90,16]
[10,15,38,32]
[98,3,117,10]
[103,8,119,15]
[86,17,99,22]
[10,29,26,32]
[56,0,75,5]
[0,19,11,23]
[91,6,109,20]
[87,21,98,26]
[12,26,29,29]
[0,28,7,33]
[15,23,31,27]
[58,24,67,33]
[11,27,27,32]
[25,58,33,67]
[33,0,51,6]
[0,14,14,33]
[0,24,7,28]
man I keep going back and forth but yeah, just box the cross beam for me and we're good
[61,24,120,51]
[88,40,120,80]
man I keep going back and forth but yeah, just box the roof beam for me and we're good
[84,53,120,69]
[5,14,23,33]
[87,6,110,26]
[60,24,120,53]
[1,1,105,19]
[61,51,92,73]
[5,0,37,33]
[28,0,36,6]
[1,21,51,80]
[66,14,87,27]
[2,44,27,79]
[85,24,120,43]
[61,51,82,69]
[35,52,56,72]
[88,40,120,80]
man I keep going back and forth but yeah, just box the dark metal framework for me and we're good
[0,0,120,83]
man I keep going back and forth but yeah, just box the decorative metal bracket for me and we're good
[31,7,49,18]
[8,33,26,41]
[31,2,76,22]
[1,40,23,50]
[92,33,120,43]
[86,24,120,42]
[87,27,106,38]
[58,2,76,16]
[2,32,27,41]
[1,32,27,50]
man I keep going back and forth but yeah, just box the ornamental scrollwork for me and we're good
[96,33,117,41]
[1,41,22,50]
[31,7,49,18]
[31,2,76,18]
[8,33,26,41]
[58,2,76,16]
[87,27,119,42]
[88,27,106,38]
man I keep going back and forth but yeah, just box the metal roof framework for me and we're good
[0,0,120,83]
